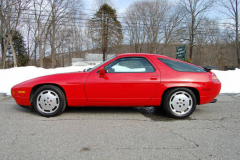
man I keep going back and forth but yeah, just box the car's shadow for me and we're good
[14,105,198,121]
[65,106,137,113]
[65,106,174,121]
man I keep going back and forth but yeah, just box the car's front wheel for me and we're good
[33,85,66,117]
[163,88,196,119]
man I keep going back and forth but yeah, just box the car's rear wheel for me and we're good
[164,88,196,119]
[33,85,66,117]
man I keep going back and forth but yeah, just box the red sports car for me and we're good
[11,53,221,118]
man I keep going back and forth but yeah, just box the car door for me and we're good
[85,56,160,102]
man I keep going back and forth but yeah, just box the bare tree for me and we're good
[84,21,96,52]
[48,0,82,68]
[161,3,185,54]
[180,0,215,60]
[0,0,30,68]
[21,12,39,66]
[32,0,53,67]
[125,1,148,53]
[125,0,170,54]
[193,18,219,65]
[145,0,169,54]
[218,0,240,67]
[0,1,9,69]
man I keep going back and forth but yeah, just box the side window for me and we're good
[105,57,155,73]
[158,58,206,72]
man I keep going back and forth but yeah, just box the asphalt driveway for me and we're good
[0,94,239,160]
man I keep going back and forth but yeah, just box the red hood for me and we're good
[13,72,89,89]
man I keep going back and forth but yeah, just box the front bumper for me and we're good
[11,87,31,107]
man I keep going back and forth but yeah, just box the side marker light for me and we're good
[18,91,26,94]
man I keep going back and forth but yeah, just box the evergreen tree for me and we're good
[7,30,29,67]
[91,3,123,61]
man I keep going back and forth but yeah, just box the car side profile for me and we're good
[11,53,221,118]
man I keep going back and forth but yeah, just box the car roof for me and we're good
[116,53,169,59]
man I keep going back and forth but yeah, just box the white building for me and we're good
[72,53,116,66]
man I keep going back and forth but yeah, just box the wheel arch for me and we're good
[161,87,200,106]
[30,84,67,106]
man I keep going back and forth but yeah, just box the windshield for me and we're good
[87,55,117,72]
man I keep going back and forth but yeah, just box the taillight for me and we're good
[11,90,16,95]
[212,73,220,83]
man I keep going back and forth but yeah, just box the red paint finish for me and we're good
[11,53,221,109]
[85,55,160,103]
[85,72,160,102]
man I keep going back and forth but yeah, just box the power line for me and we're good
[1,6,237,40]
[9,13,237,30]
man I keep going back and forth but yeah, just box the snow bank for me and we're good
[212,68,240,93]
[0,66,93,95]
[0,66,239,95]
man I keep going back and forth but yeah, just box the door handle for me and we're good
[150,76,157,80]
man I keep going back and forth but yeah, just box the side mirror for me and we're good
[99,68,106,78]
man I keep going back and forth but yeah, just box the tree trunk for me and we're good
[0,18,2,68]
[51,3,56,68]
[190,16,195,60]
[236,0,240,67]
[1,49,6,69]
[102,17,107,61]
[153,45,157,54]
[51,28,56,68]
[34,41,37,66]
[1,37,9,69]
[62,53,64,67]
[1,37,5,69]
[9,35,17,67]
[38,37,44,68]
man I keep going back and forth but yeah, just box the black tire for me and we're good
[33,85,66,117]
[163,88,196,119]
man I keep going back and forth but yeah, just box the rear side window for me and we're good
[158,58,206,72]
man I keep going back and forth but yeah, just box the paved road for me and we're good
[0,94,239,160]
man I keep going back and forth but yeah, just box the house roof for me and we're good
[84,53,116,61]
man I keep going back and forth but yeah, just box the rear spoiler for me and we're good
[202,66,220,72]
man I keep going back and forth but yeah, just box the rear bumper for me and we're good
[200,82,221,104]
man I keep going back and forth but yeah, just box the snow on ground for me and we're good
[212,68,240,94]
[0,66,239,95]
[0,66,93,95]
